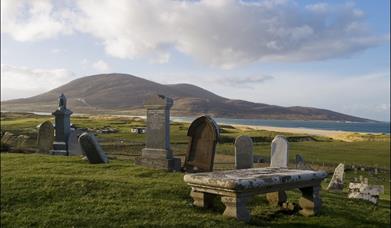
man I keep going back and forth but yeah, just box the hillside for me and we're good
[1,73,371,122]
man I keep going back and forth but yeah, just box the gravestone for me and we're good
[348,181,384,204]
[234,135,253,169]
[270,135,288,168]
[267,135,289,206]
[327,163,345,191]
[51,94,73,155]
[68,129,84,156]
[1,131,16,146]
[16,135,29,149]
[183,115,220,172]
[295,154,312,170]
[137,94,181,171]
[37,121,55,153]
[79,133,108,164]
[295,154,305,169]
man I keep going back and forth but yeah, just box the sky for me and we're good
[1,0,390,121]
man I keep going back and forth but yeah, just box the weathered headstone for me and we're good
[37,121,55,153]
[16,135,29,149]
[267,135,289,206]
[68,129,84,156]
[295,154,312,170]
[51,94,73,155]
[183,115,220,172]
[270,135,288,168]
[136,94,181,171]
[79,133,108,164]
[234,135,253,169]
[348,181,384,204]
[295,154,305,169]
[1,131,16,146]
[327,163,345,191]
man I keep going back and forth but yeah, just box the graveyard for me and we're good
[1,109,390,227]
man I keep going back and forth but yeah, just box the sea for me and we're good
[171,117,390,134]
[10,111,390,134]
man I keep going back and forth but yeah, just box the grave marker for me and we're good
[234,136,253,169]
[137,94,180,171]
[37,121,54,153]
[183,116,219,172]
[79,133,108,164]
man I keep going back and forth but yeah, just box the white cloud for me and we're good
[92,60,110,72]
[1,64,76,100]
[1,0,72,41]
[214,75,274,87]
[1,0,387,68]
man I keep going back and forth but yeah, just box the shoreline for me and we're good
[230,124,368,141]
[2,111,389,141]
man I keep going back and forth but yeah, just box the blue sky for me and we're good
[1,0,390,121]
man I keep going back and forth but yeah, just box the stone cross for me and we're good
[234,135,253,169]
[51,94,73,156]
[37,121,55,153]
[79,133,108,164]
[270,135,289,168]
[327,163,345,191]
[137,94,180,171]
[183,115,220,172]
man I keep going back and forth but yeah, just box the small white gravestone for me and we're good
[234,136,253,169]
[327,163,345,191]
[270,135,288,168]
[348,181,384,204]
[267,135,289,206]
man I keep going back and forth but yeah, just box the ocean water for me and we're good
[172,117,390,134]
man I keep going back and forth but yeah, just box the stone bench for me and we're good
[183,167,327,222]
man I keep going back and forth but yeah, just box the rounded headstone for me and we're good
[234,135,253,169]
[270,135,288,168]
[79,133,108,164]
[37,121,54,153]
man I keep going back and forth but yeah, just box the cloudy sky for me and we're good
[1,0,390,121]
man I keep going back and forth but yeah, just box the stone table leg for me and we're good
[266,191,287,206]
[299,185,321,216]
[221,194,252,222]
[190,189,215,208]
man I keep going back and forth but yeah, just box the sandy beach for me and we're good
[231,124,383,142]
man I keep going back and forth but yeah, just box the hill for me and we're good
[1,73,371,122]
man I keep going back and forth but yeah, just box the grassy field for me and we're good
[1,153,390,227]
[1,112,390,227]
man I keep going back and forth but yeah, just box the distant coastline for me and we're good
[172,117,390,134]
[2,111,389,135]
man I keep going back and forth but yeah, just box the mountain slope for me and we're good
[1,73,371,122]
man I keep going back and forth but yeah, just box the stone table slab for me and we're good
[184,168,327,222]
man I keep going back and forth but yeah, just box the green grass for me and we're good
[1,112,390,227]
[1,153,390,227]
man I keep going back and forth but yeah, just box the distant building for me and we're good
[131,127,146,134]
